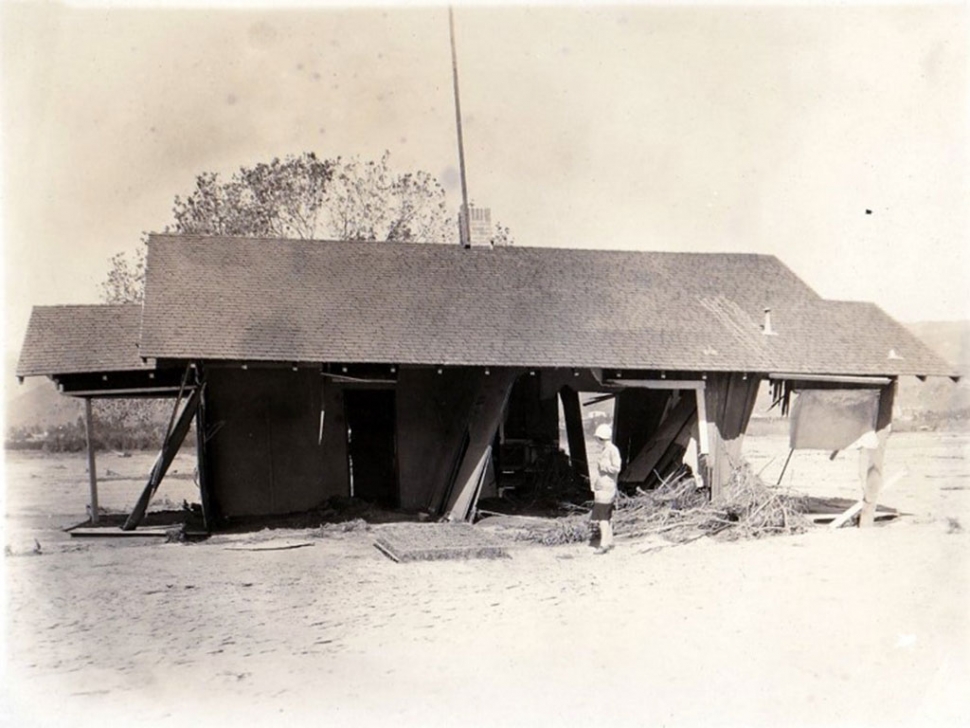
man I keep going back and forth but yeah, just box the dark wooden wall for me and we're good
[204,367,334,519]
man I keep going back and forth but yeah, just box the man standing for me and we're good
[591,424,621,554]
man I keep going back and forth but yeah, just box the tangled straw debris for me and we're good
[504,463,811,546]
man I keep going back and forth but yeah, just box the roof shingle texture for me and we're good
[135,235,955,377]
[17,304,151,377]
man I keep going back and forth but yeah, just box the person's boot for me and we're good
[595,520,614,554]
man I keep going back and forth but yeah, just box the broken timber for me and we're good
[620,395,697,484]
[123,382,204,531]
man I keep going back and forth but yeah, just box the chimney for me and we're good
[761,307,777,336]
[459,204,492,247]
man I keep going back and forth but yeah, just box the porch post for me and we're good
[83,397,100,525]
[859,380,896,528]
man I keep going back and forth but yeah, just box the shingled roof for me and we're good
[137,234,956,378]
[17,304,151,377]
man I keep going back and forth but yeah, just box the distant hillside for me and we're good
[6,377,83,429]
[904,321,968,372]
[896,321,969,421]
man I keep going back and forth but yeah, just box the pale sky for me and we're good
[2,2,968,362]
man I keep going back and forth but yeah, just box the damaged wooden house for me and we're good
[16,234,958,532]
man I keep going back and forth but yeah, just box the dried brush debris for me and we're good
[318,518,370,534]
[508,464,811,546]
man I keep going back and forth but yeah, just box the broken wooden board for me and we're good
[620,396,696,484]
[70,526,173,538]
[807,512,898,525]
[373,523,510,563]
[223,542,315,552]
[795,494,900,526]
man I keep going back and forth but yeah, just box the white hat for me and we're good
[594,424,613,441]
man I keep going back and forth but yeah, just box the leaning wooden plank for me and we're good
[447,445,491,523]
[123,385,204,531]
[620,396,696,483]
[467,446,493,523]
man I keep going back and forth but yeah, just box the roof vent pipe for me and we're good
[762,308,777,336]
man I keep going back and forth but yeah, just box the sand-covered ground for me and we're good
[2,432,968,728]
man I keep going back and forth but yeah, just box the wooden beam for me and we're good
[604,379,706,390]
[56,368,189,396]
[83,398,99,525]
[63,386,188,399]
[768,373,892,386]
[123,385,204,530]
[195,379,214,532]
[619,396,696,484]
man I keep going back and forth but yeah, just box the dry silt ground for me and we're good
[2,432,968,728]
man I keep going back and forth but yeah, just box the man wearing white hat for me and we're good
[591,423,622,554]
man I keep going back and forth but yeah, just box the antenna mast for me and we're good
[449,6,471,248]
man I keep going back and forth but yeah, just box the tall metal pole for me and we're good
[449,6,471,248]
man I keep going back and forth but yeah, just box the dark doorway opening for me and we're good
[344,389,397,508]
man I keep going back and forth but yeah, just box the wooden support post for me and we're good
[694,385,712,494]
[859,428,889,527]
[858,381,896,528]
[694,386,710,455]
[83,398,99,525]
[195,383,214,532]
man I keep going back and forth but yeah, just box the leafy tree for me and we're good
[103,150,513,304]
[168,151,453,243]
[101,246,147,304]
[172,152,336,239]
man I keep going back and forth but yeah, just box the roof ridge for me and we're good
[32,302,142,311]
[146,233,784,258]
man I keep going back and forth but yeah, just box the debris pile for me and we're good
[503,463,811,546]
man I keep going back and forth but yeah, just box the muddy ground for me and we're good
[2,432,968,727]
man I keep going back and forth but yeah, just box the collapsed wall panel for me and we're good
[443,369,520,520]
[614,388,673,467]
[619,394,696,485]
[396,366,485,512]
[205,367,329,519]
